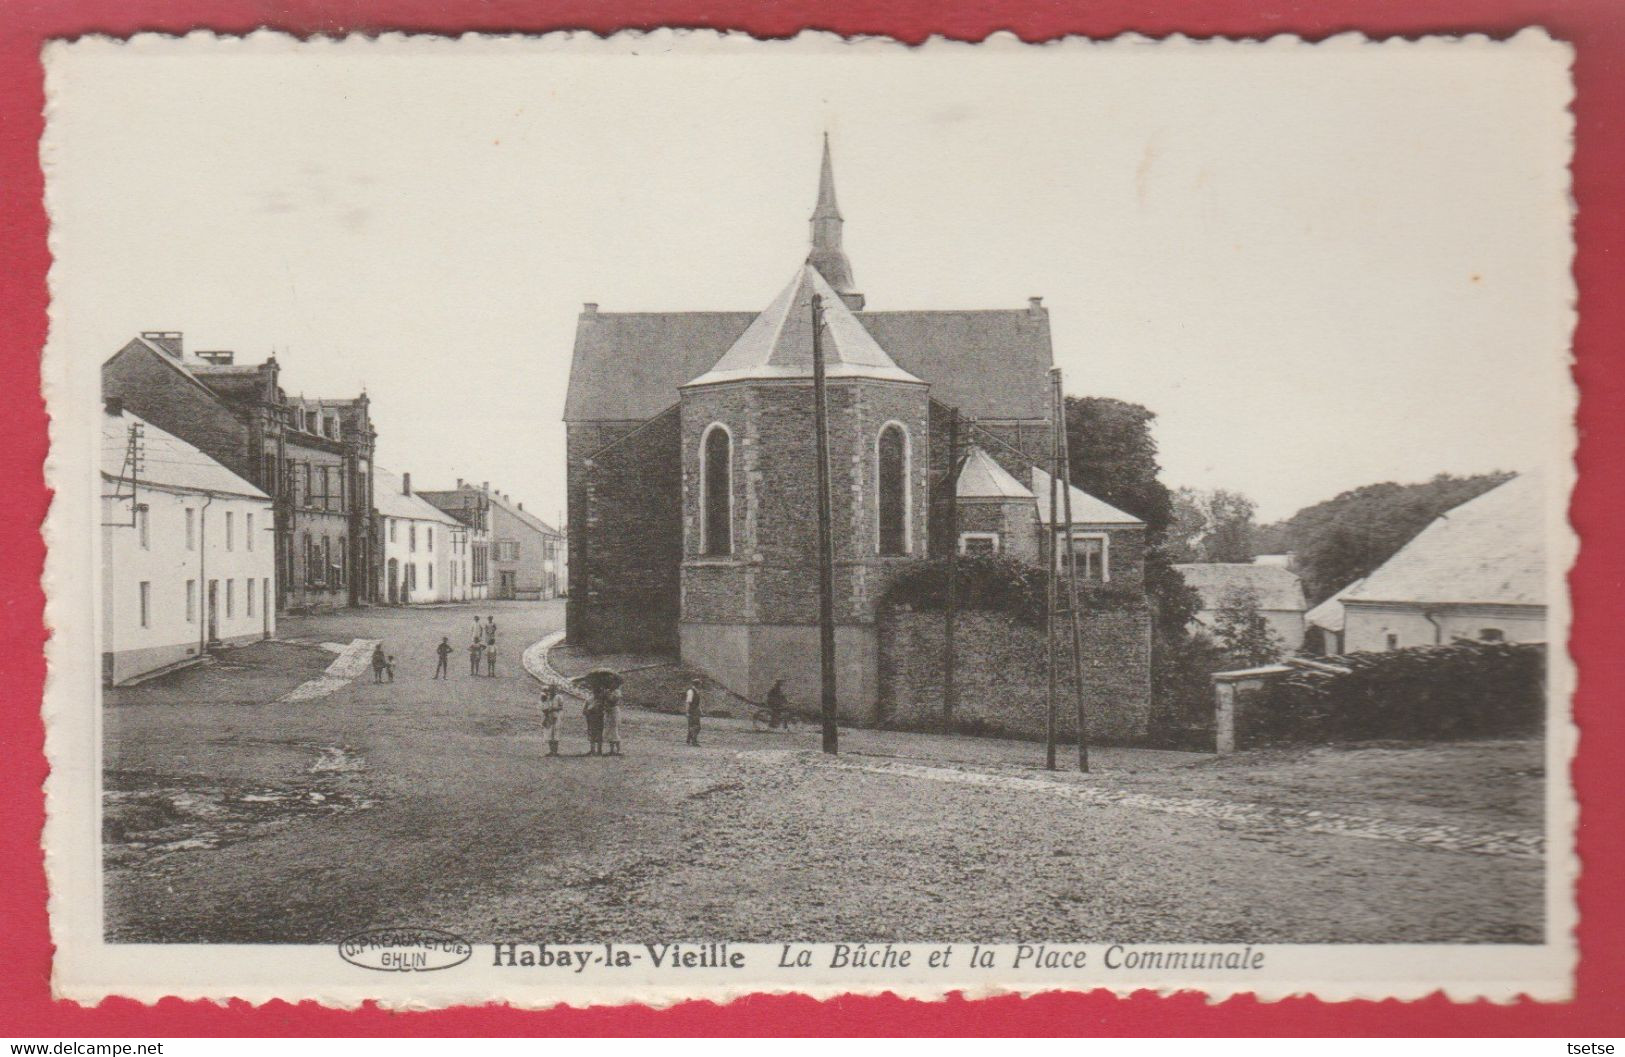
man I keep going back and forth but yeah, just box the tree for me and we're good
[1212,585,1287,668]
[1062,396,1198,641]
[1203,489,1258,562]
[1256,471,1515,602]
[1166,486,1259,563]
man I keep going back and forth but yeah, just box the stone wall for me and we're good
[566,409,683,652]
[878,603,1153,743]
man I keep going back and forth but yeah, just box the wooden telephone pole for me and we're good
[1054,369,1091,773]
[811,293,839,755]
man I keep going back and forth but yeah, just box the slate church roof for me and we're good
[684,266,922,388]
[563,139,1054,424]
[956,446,1035,500]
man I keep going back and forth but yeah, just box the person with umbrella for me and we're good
[578,669,622,756]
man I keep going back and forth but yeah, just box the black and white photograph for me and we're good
[43,30,1575,1005]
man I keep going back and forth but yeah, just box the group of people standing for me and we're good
[537,683,621,756]
[431,616,501,679]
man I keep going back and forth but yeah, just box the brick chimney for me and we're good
[141,331,184,359]
[402,472,411,496]
[197,350,235,365]
[1028,296,1044,315]
[483,481,490,493]
[103,396,124,417]
[456,478,464,490]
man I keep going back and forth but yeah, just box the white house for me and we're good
[1337,473,1546,652]
[1174,562,1309,652]
[101,400,276,685]
[376,468,466,603]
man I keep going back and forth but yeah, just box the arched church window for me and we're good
[877,423,910,556]
[702,424,733,556]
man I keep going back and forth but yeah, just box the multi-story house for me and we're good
[376,469,465,603]
[101,400,276,684]
[419,481,563,600]
[417,479,492,601]
[102,332,378,612]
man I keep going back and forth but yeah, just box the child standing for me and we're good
[434,636,451,679]
[371,644,387,683]
[485,639,498,677]
[540,687,561,756]
[469,636,484,676]
[385,655,396,682]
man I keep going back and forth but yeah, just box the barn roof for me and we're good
[1305,577,1364,633]
[1341,473,1546,608]
[1173,563,1308,614]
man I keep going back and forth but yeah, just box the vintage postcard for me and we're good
[41,29,1576,1007]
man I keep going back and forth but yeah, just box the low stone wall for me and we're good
[878,605,1152,743]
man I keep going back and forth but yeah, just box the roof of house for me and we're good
[102,408,267,499]
[1173,562,1308,613]
[1340,473,1546,608]
[1305,577,1365,633]
[957,445,1034,500]
[487,489,562,537]
[1030,466,1145,526]
[564,302,1053,423]
[374,468,463,525]
[685,265,923,389]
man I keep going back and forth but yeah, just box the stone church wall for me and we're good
[566,409,683,652]
[877,603,1153,743]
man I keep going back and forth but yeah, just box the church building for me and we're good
[565,140,1151,726]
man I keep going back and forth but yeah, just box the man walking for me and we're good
[685,678,703,746]
[434,636,451,679]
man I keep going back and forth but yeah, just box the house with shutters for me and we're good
[564,138,1151,730]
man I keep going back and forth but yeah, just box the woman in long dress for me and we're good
[584,691,605,755]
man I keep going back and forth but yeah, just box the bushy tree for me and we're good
[1257,471,1515,603]
[1166,486,1259,563]
[1212,585,1286,667]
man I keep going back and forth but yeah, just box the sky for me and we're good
[45,32,1574,524]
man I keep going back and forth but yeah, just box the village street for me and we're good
[103,601,1543,946]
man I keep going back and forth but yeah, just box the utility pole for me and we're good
[1054,369,1091,773]
[811,293,839,755]
[1045,378,1061,771]
[943,407,961,725]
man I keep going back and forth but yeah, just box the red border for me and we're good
[4,0,1621,1037]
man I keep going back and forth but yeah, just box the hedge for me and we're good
[1243,640,1546,744]
[880,554,1143,627]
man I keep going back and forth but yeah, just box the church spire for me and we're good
[807,134,864,309]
